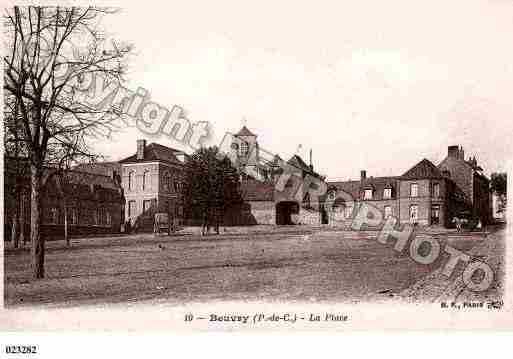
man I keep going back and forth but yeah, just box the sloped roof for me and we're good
[61,170,121,191]
[402,158,444,180]
[73,162,121,177]
[327,180,361,200]
[240,178,274,201]
[119,143,186,165]
[286,154,322,178]
[327,176,399,201]
[4,157,123,202]
[235,126,256,137]
[287,154,310,172]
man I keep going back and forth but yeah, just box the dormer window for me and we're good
[364,188,373,200]
[383,188,392,199]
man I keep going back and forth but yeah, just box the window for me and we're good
[410,183,418,197]
[433,183,440,198]
[128,171,135,191]
[49,207,58,224]
[128,200,136,218]
[431,205,440,225]
[364,188,373,200]
[383,188,392,199]
[409,205,418,223]
[142,171,150,190]
[96,208,110,226]
[384,205,392,218]
[303,193,311,208]
[239,141,249,156]
[69,208,78,225]
[94,208,100,225]
[345,206,353,218]
[163,172,171,191]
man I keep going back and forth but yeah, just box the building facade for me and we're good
[438,145,492,225]
[325,146,491,228]
[4,157,125,241]
[5,135,493,240]
[118,140,187,232]
[225,126,325,225]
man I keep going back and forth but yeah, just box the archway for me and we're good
[276,201,299,225]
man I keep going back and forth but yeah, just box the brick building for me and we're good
[438,146,492,225]
[118,140,187,232]
[4,157,125,240]
[5,133,491,239]
[325,146,491,228]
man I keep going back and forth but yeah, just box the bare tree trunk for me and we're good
[215,208,220,235]
[20,191,26,246]
[11,204,19,248]
[30,165,44,279]
[64,204,69,246]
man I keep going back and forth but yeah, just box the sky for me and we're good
[87,0,513,180]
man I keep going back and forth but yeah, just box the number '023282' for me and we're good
[5,345,38,354]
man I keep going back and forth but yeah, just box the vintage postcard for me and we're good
[1,0,512,339]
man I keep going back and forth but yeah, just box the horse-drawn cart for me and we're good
[153,213,171,235]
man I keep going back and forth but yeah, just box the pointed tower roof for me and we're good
[401,158,444,180]
[236,125,257,137]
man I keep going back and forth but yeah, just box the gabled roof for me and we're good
[286,154,323,178]
[401,158,444,180]
[235,126,256,137]
[327,176,400,201]
[287,154,311,173]
[119,143,186,165]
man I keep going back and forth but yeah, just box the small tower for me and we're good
[234,126,258,166]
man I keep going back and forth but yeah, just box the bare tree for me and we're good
[51,135,100,247]
[4,94,29,249]
[3,6,133,278]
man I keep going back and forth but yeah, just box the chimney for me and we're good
[459,146,465,161]
[361,170,367,180]
[448,145,459,158]
[137,139,146,160]
[470,155,477,168]
[309,149,313,171]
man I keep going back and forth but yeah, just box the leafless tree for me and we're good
[3,6,133,278]
[51,134,101,247]
[4,93,29,249]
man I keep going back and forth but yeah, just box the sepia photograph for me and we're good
[1,0,512,339]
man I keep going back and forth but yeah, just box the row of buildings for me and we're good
[4,126,495,239]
